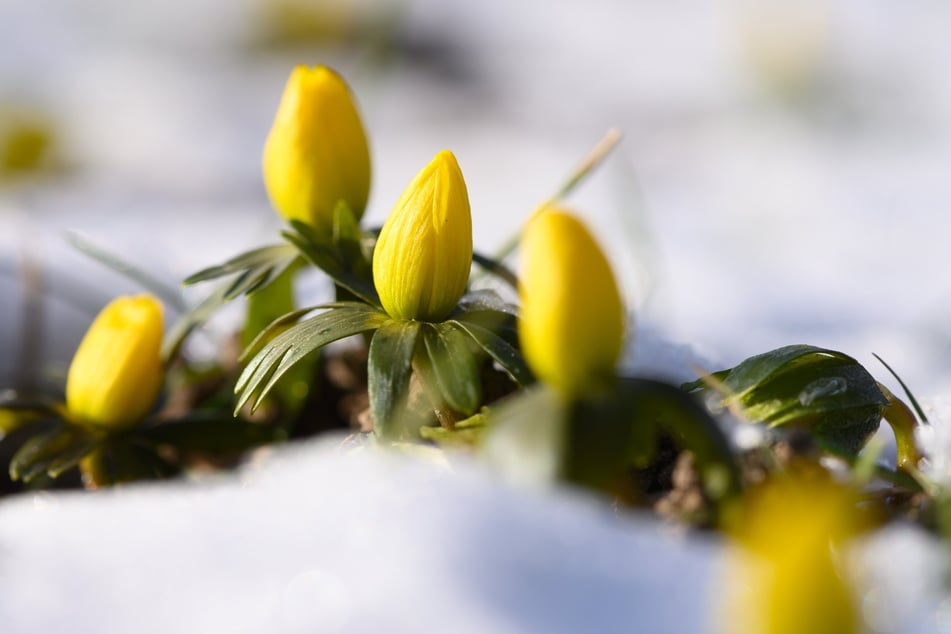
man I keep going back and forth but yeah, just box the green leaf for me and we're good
[562,389,647,491]
[873,352,928,423]
[10,423,98,483]
[239,304,334,362]
[453,308,519,348]
[0,392,66,436]
[164,245,300,363]
[482,385,568,483]
[243,261,296,350]
[82,442,178,486]
[719,345,855,401]
[330,200,365,264]
[235,304,387,414]
[877,382,924,470]
[135,416,284,451]
[65,231,187,313]
[694,345,888,458]
[620,377,742,504]
[367,319,421,441]
[283,213,379,307]
[183,244,298,287]
[45,433,101,478]
[680,369,730,393]
[484,378,742,510]
[741,359,886,458]
[452,318,534,386]
[162,283,230,363]
[421,322,482,416]
[456,289,519,317]
[240,264,315,417]
[747,363,885,428]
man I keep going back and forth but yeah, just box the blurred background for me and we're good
[2,0,951,399]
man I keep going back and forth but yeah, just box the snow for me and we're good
[0,431,942,634]
[852,524,950,634]
[2,0,951,631]
[0,439,717,633]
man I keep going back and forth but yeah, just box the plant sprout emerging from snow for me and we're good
[263,64,371,237]
[0,57,941,594]
[484,207,740,518]
[179,65,377,373]
[373,150,473,322]
[517,207,624,400]
[685,346,924,471]
[0,294,279,487]
[234,150,529,440]
[66,294,165,429]
[722,474,863,634]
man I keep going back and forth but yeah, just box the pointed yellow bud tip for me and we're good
[517,208,624,399]
[372,150,473,322]
[262,64,371,234]
[724,478,862,634]
[65,294,165,429]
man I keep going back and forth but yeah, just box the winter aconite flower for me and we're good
[723,478,862,634]
[372,150,472,322]
[518,208,624,399]
[65,294,164,429]
[263,65,371,234]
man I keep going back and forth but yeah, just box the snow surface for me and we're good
[0,429,946,634]
[0,438,718,634]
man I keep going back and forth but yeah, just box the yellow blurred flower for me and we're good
[723,477,862,634]
[372,150,472,321]
[518,208,624,399]
[65,294,164,429]
[0,105,54,179]
[262,65,371,234]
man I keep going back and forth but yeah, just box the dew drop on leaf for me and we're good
[799,376,848,406]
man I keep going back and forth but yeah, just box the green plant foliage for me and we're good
[367,319,421,441]
[10,421,97,482]
[134,416,284,451]
[685,345,889,457]
[8,52,939,576]
[78,442,178,487]
[235,302,389,414]
[174,203,372,366]
[450,305,533,387]
[183,244,300,298]
[282,204,378,306]
[166,243,300,362]
[484,378,741,516]
[66,232,188,313]
[0,385,284,485]
[419,413,487,448]
[618,378,739,504]
[419,322,483,416]
[235,283,527,442]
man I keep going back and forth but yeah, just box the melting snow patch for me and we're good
[0,437,718,634]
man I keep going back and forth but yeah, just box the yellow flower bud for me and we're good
[723,478,861,634]
[65,294,164,428]
[262,65,371,234]
[518,208,624,399]
[372,150,472,321]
